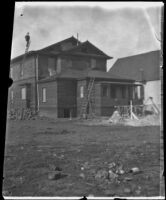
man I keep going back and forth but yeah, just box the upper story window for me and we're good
[42,88,46,102]
[21,87,26,100]
[91,58,96,69]
[48,57,56,76]
[56,58,61,73]
[101,85,109,97]
[80,86,84,98]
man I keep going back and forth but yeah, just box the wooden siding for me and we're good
[10,56,36,81]
[38,81,57,118]
[8,77,36,110]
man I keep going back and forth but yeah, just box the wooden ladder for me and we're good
[80,77,95,119]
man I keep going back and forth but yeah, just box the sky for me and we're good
[11,2,163,71]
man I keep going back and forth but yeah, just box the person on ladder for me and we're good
[25,32,30,49]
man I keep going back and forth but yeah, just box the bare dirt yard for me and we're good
[3,117,163,197]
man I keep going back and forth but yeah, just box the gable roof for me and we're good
[109,50,160,81]
[11,36,112,63]
[60,40,112,59]
[38,36,81,53]
[38,69,135,83]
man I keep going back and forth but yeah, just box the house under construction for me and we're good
[9,36,143,118]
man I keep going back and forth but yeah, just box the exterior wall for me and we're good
[57,79,77,118]
[144,80,161,109]
[100,83,143,116]
[8,78,36,111]
[9,55,37,111]
[38,79,77,118]
[77,79,88,116]
[76,80,143,117]
[56,56,107,73]
[10,56,36,81]
[95,59,106,71]
[94,83,101,116]
[38,81,57,118]
[38,54,57,79]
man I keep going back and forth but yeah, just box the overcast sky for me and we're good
[11,2,162,70]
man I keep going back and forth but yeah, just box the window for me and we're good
[91,58,96,69]
[80,86,84,98]
[57,58,61,73]
[110,85,116,98]
[102,85,108,97]
[21,88,26,100]
[48,57,56,76]
[42,88,46,102]
[137,86,141,99]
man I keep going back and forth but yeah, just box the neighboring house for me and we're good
[9,36,143,118]
[109,50,161,110]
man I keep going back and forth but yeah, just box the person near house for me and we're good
[25,32,30,48]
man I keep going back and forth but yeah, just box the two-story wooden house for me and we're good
[9,36,143,118]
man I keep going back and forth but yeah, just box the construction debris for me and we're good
[108,110,122,123]
[129,167,141,174]
[8,108,37,120]
[79,173,85,179]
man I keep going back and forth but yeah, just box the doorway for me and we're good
[63,108,70,118]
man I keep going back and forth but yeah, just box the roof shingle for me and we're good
[109,50,160,81]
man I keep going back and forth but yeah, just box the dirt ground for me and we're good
[2,117,164,197]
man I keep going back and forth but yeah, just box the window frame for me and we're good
[80,86,84,98]
[101,85,109,97]
[91,58,96,69]
[21,87,26,100]
[42,88,47,103]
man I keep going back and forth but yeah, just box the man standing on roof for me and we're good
[25,32,30,48]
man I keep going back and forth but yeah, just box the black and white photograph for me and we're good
[3,1,164,198]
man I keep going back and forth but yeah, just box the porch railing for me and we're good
[115,104,159,119]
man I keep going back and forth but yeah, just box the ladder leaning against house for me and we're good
[80,77,95,119]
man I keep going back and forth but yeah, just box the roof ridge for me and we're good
[11,36,81,62]
[38,36,80,52]
[117,50,160,60]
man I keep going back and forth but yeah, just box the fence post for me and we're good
[130,100,132,119]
